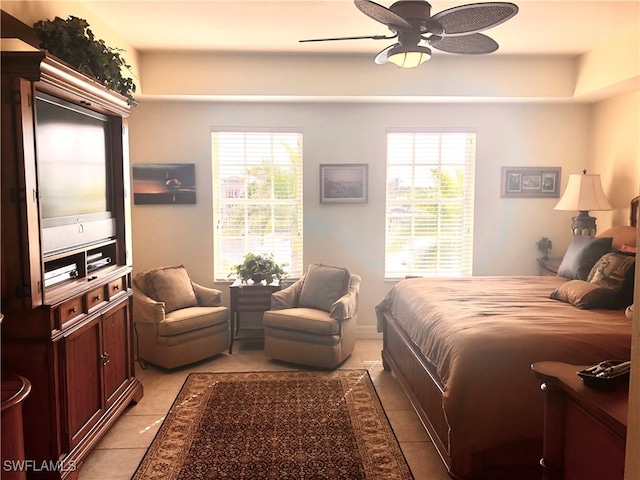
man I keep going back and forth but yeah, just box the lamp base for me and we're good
[571,211,597,236]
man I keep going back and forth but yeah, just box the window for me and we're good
[385,129,475,279]
[212,129,303,281]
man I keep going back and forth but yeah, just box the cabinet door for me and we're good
[63,317,104,450]
[1,77,43,310]
[102,298,133,409]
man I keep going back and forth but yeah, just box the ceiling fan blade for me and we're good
[374,43,398,65]
[428,33,499,54]
[300,34,396,43]
[354,0,412,30]
[431,2,518,36]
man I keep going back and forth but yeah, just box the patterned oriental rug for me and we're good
[132,370,413,480]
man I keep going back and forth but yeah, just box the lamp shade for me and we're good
[553,173,613,212]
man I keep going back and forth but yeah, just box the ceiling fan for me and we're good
[300,0,519,68]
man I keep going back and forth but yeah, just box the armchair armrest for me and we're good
[271,277,304,310]
[132,285,166,324]
[192,282,222,307]
[329,274,361,321]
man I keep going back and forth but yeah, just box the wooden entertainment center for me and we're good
[1,45,143,479]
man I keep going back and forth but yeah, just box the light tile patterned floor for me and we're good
[77,338,450,480]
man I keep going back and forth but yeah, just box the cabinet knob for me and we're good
[71,306,78,313]
[95,294,102,301]
[113,285,120,291]
[100,352,111,366]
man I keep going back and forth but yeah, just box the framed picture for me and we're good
[501,167,561,198]
[132,163,196,204]
[320,164,368,204]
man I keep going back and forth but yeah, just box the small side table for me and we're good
[537,257,562,276]
[532,361,628,480]
[2,374,32,480]
[229,280,281,354]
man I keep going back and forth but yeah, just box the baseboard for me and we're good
[356,325,383,340]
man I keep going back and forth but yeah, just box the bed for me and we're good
[376,197,638,480]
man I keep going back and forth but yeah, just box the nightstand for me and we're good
[532,361,628,480]
[229,280,281,353]
[537,257,562,276]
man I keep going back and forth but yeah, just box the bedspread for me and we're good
[375,276,632,457]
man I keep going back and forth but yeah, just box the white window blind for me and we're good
[212,129,303,281]
[385,129,475,279]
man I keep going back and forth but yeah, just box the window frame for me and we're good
[384,128,476,280]
[212,127,304,282]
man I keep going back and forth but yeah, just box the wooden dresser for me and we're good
[532,361,627,480]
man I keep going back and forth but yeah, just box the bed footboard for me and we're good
[381,309,541,480]
[381,309,453,472]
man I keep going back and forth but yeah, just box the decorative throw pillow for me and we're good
[587,251,635,309]
[143,265,198,313]
[557,236,613,280]
[550,280,618,310]
[298,263,350,312]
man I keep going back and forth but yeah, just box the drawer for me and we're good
[234,286,280,311]
[86,285,107,311]
[236,297,272,310]
[108,277,126,299]
[59,296,84,325]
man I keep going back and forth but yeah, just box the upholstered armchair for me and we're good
[263,263,360,369]
[133,265,229,369]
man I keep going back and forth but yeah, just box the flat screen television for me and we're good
[36,92,116,254]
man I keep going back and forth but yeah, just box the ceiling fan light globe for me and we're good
[387,45,432,68]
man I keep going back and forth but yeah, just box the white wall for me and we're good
[128,100,593,332]
[590,90,640,228]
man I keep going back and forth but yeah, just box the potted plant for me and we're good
[33,16,137,104]
[536,236,553,259]
[231,253,287,285]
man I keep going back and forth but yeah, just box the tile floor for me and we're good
[78,338,451,480]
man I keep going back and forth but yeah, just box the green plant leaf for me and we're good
[33,16,137,104]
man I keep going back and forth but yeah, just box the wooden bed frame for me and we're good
[381,311,542,479]
[381,196,639,480]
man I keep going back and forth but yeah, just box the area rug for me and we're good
[132,370,413,480]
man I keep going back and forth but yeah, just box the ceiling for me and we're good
[80,0,640,58]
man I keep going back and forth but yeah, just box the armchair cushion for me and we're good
[158,306,229,336]
[142,265,198,313]
[263,308,340,336]
[298,263,350,312]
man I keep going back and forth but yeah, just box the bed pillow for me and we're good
[598,225,636,251]
[550,280,618,309]
[557,235,613,280]
[143,265,199,313]
[587,251,636,309]
[620,244,637,254]
[299,263,350,312]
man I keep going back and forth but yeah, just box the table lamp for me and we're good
[554,170,613,236]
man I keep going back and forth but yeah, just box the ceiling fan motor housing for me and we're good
[389,0,431,21]
[388,1,444,36]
